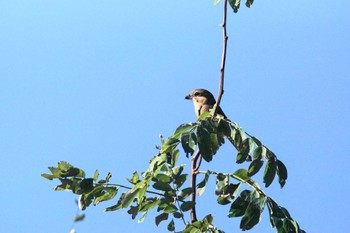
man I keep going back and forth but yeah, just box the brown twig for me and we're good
[190,150,201,222]
[213,0,228,116]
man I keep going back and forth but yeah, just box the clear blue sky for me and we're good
[1,0,349,232]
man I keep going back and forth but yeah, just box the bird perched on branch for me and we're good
[185,88,249,160]
[185,88,227,119]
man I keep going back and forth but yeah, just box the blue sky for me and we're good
[1,0,349,232]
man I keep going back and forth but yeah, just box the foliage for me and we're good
[215,0,255,13]
[42,112,305,233]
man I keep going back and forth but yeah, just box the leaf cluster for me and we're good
[42,114,304,232]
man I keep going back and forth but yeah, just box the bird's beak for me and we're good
[185,94,192,100]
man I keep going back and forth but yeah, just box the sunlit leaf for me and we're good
[232,168,250,182]
[93,170,99,181]
[197,171,210,196]
[173,123,195,139]
[94,187,118,205]
[122,188,139,208]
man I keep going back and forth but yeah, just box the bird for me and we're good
[185,88,227,119]
[185,88,251,161]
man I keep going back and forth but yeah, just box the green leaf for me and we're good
[263,159,277,188]
[160,137,180,154]
[236,138,252,163]
[138,212,147,223]
[240,190,266,230]
[41,173,55,180]
[94,187,118,205]
[127,171,139,184]
[276,160,288,188]
[215,173,229,195]
[178,187,193,200]
[248,159,264,177]
[164,204,178,213]
[246,0,254,8]
[173,123,195,139]
[252,146,262,160]
[197,120,220,162]
[155,174,172,183]
[197,171,210,196]
[181,131,197,157]
[127,205,139,219]
[232,168,250,182]
[155,213,168,226]
[228,190,251,217]
[153,182,173,192]
[180,201,195,212]
[93,170,99,181]
[74,214,85,222]
[167,219,175,231]
[79,178,94,193]
[228,0,241,13]
[174,174,188,189]
[122,188,139,208]
[214,0,221,5]
[172,165,184,179]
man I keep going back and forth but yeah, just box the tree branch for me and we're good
[213,0,228,117]
[190,150,201,222]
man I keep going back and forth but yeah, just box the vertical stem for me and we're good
[214,0,228,115]
[190,150,201,222]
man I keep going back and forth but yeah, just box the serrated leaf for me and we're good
[263,159,277,188]
[180,201,195,212]
[248,159,264,177]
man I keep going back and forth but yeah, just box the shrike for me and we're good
[185,88,227,119]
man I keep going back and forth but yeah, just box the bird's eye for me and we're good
[194,92,201,96]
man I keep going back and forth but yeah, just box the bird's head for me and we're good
[185,89,216,105]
